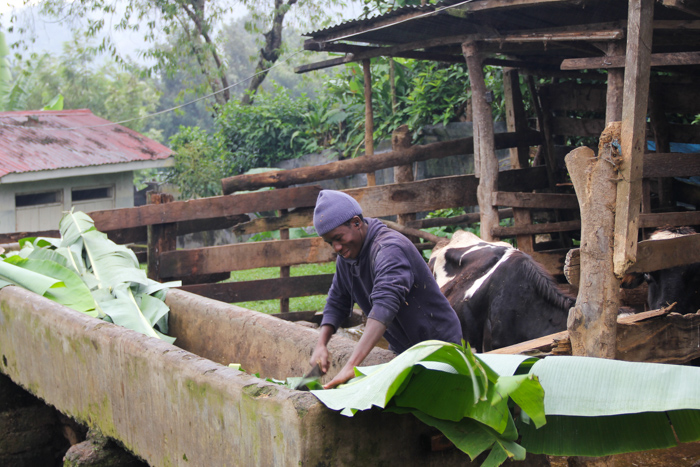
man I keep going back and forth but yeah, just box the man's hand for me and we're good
[310,324,335,374]
[323,363,357,389]
[323,318,387,390]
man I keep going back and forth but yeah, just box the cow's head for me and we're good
[621,226,700,314]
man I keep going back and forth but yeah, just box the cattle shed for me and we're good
[0,109,173,235]
[292,0,700,359]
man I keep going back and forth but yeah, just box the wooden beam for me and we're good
[406,208,514,229]
[179,274,335,303]
[159,237,336,278]
[492,191,579,209]
[661,0,700,18]
[614,0,654,277]
[491,220,581,237]
[221,130,542,193]
[146,192,176,281]
[628,233,700,273]
[449,0,587,14]
[90,185,322,232]
[561,51,700,70]
[606,41,625,123]
[488,308,700,365]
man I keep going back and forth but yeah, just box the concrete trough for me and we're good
[0,286,474,466]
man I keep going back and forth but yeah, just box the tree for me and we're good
[6,0,356,112]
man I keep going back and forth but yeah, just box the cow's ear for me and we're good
[620,273,645,289]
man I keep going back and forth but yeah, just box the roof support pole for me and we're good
[362,59,377,187]
[605,41,625,124]
[463,41,499,241]
[503,68,530,169]
[614,0,654,276]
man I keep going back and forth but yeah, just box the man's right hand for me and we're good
[310,324,335,374]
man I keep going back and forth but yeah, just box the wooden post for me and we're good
[393,125,418,242]
[389,59,398,114]
[463,41,499,242]
[526,75,557,190]
[363,59,376,187]
[614,0,654,277]
[280,209,290,314]
[147,192,176,281]
[565,123,622,359]
[648,84,674,208]
[605,41,625,124]
[503,68,529,169]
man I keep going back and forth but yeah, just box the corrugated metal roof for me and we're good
[0,109,172,179]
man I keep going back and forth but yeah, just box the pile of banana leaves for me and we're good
[0,210,179,343]
[310,340,700,466]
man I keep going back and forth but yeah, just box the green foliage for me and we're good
[167,126,226,199]
[0,211,180,343]
[215,85,329,175]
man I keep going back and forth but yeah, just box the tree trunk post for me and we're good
[393,125,418,242]
[363,59,377,187]
[613,0,654,277]
[463,41,499,241]
[147,192,176,282]
[605,41,625,124]
[565,123,622,359]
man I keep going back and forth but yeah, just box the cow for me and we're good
[621,226,700,315]
[428,230,575,352]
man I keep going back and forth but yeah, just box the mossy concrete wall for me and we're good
[0,286,474,466]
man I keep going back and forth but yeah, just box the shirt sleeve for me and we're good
[367,244,415,326]
[321,263,353,331]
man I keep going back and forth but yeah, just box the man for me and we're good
[310,189,463,389]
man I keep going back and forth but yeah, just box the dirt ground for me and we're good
[548,441,700,466]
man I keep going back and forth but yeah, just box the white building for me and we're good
[0,109,173,234]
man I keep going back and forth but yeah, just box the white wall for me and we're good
[0,171,134,234]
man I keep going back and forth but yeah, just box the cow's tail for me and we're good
[516,251,576,310]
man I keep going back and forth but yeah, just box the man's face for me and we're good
[321,217,363,260]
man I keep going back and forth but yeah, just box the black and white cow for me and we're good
[621,226,700,314]
[429,230,575,352]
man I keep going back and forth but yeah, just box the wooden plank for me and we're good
[550,116,605,138]
[486,308,700,365]
[661,0,700,18]
[638,210,700,229]
[614,0,654,276]
[221,131,543,194]
[492,191,579,209]
[492,220,581,237]
[179,274,335,303]
[642,153,700,178]
[351,167,549,218]
[561,51,700,70]
[606,41,625,123]
[530,248,569,277]
[545,82,607,112]
[232,209,314,236]
[628,233,700,273]
[159,237,336,278]
[406,209,514,229]
[451,0,584,13]
[88,185,322,232]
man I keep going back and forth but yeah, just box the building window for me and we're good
[15,190,62,207]
[72,186,113,202]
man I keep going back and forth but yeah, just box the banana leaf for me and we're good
[4,256,98,316]
[0,259,62,295]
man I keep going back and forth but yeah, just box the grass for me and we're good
[225,262,336,314]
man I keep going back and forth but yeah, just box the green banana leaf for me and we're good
[4,256,97,316]
[0,259,63,295]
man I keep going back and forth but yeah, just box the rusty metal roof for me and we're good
[0,109,172,180]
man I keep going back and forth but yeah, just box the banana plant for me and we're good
[0,210,179,343]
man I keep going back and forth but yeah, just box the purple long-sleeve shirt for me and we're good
[321,218,463,353]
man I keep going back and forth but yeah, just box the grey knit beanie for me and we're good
[313,190,363,236]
